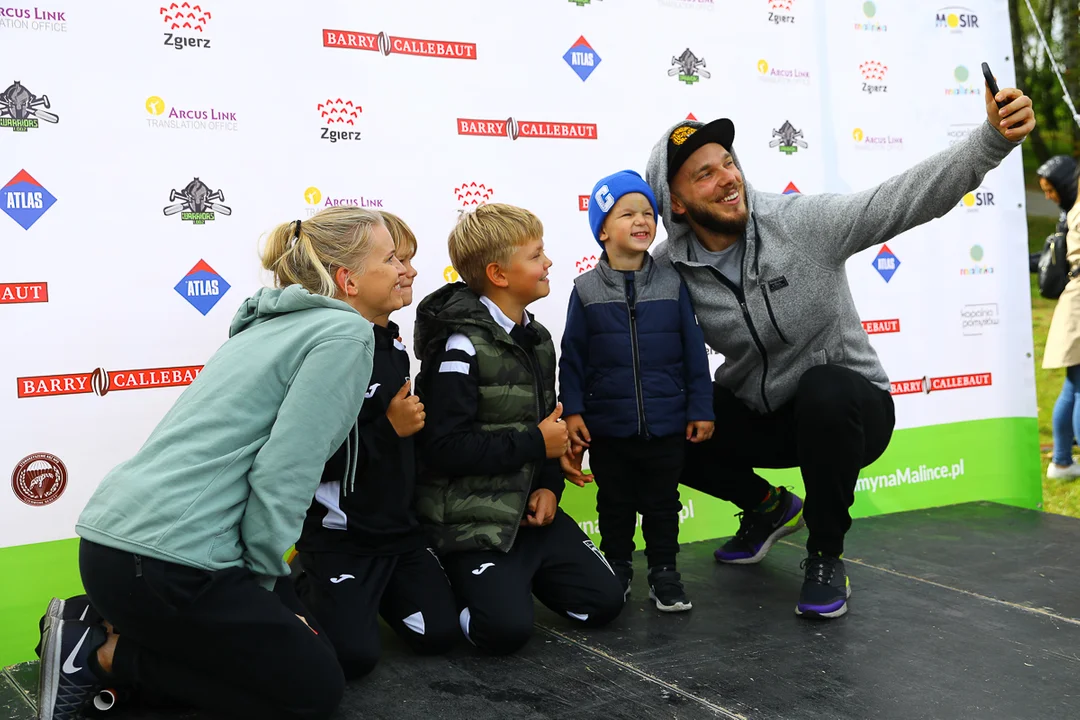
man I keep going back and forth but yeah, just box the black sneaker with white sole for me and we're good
[648,567,692,612]
[38,618,107,720]
[36,596,102,658]
[796,554,851,619]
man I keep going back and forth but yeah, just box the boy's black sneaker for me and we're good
[38,618,107,719]
[609,560,633,600]
[714,487,804,564]
[648,567,692,612]
[796,554,850,619]
[36,595,102,658]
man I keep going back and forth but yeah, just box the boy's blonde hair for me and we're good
[381,211,417,259]
[260,207,384,298]
[448,203,543,290]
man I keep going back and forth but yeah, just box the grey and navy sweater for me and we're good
[558,252,714,439]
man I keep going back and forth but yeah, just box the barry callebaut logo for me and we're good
[769,120,807,155]
[145,95,238,132]
[18,365,204,398]
[766,0,795,24]
[862,318,900,335]
[1,81,59,132]
[458,117,597,141]
[160,2,213,50]
[11,452,67,507]
[756,60,810,86]
[164,178,231,225]
[670,48,709,85]
[890,372,992,396]
[303,187,384,218]
[0,6,66,32]
[0,281,48,304]
[859,60,889,94]
[323,28,476,60]
[319,98,361,143]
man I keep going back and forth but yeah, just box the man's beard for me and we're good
[681,196,749,236]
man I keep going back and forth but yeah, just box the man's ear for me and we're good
[669,190,686,216]
[485,261,509,289]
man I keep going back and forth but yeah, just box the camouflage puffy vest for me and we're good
[415,292,557,554]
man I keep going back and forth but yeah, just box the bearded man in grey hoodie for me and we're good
[643,82,1035,619]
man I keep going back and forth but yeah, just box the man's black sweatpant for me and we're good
[680,365,895,556]
[440,509,625,656]
[79,539,344,720]
[588,434,685,568]
[295,546,460,679]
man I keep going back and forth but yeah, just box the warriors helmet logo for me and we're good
[164,177,232,224]
[0,81,59,130]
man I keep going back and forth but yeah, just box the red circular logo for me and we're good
[11,452,68,507]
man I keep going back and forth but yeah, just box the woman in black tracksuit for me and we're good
[293,213,461,678]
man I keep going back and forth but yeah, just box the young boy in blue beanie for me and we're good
[559,170,714,612]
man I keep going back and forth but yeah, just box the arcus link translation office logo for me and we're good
[323,28,476,59]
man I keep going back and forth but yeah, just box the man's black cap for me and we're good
[667,118,736,181]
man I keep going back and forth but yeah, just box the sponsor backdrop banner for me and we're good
[0,0,1040,662]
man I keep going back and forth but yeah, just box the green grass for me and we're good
[1027,214,1080,518]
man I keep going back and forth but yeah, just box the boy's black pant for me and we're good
[79,539,344,720]
[680,364,895,556]
[440,509,625,656]
[295,546,460,679]
[588,434,686,568]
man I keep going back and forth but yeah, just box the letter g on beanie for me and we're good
[588,170,659,245]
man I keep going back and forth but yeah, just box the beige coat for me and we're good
[1044,203,1080,368]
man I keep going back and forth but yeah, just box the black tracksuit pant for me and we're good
[295,546,460,680]
[588,434,685,568]
[440,509,625,656]
[680,365,895,556]
[79,539,343,720]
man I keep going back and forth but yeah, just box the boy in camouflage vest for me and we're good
[414,203,625,655]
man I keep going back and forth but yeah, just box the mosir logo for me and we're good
[318,98,361,143]
[11,452,67,507]
[323,29,476,60]
[161,2,213,50]
[890,373,992,396]
[18,365,204,398]
[0,282,48,304]
[862,318,900,335]
[935,6,978,32]
[859,60,888,94]
[458,117,597,141]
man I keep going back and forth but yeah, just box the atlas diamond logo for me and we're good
[175,260,230,315]
[454,182,494,208]
[576,253,598,274]
[0,282,48,304]
[2,170,56,230]
[322,28,476,60]
[164,178,231,225]
[18,365,204,398]
[564,36,601,81]
[670,48,709,85]
[1,81,58,132]
[935,6,978,32]
[859,60,888,94]
[770,120,807,155]
[782,182,800,195]
[161,2,213,50]
[318,98,362,143]
[767,0,795,24]
[11,452,67,507]
[457,117,597,140]
[873,244,900,282]
[856,1,887,31]
[890,372,991,396]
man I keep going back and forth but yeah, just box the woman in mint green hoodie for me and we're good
[36,207,408,720]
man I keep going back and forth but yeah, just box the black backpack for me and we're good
[1038,232,1073,299]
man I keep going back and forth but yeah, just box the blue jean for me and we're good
[1051,365,1080,466]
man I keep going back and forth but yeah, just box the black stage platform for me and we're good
[5,501,1079,719]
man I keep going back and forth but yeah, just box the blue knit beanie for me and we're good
[588,170,659,245]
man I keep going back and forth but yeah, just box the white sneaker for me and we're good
[1047,462,1080,481]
